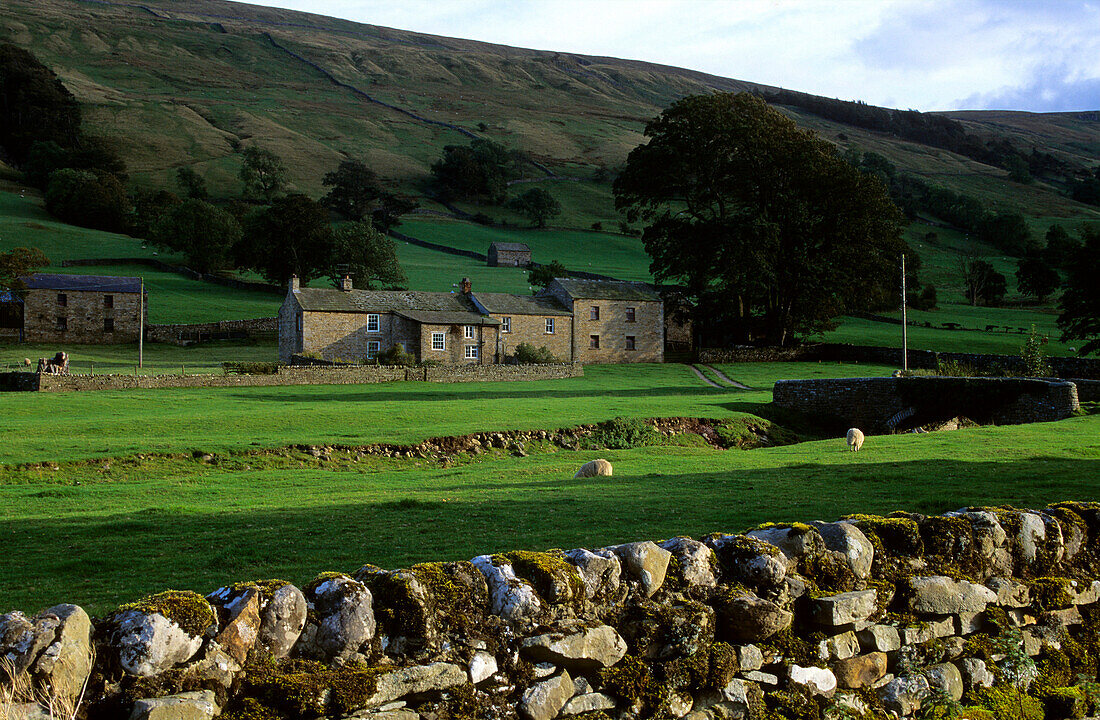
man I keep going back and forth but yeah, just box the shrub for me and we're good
[585,417,660,449]
[1020,326,1053,377]
[374,344,416,367]
[471,212,494,225]
[512,342,559,364]
[223,361,280,375]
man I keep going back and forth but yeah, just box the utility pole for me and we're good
[901,254,908,372]
[139,276,144,369]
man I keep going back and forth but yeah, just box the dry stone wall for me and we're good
[773,377,1080,433]
[700,344,1100,381]
[5,502,1100,720]
[19,363,582,392]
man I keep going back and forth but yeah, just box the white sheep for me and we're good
[846,428,865,452]
[574,458,613,478]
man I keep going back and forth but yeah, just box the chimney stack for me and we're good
[340,274,353,292]
[461,277,472,294]
[290,275,300,293]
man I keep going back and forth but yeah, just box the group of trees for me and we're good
[145,158,409,288]
[1,42,131,233]
[430,138,562,228]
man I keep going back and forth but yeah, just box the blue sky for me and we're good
[248,0,1100,112]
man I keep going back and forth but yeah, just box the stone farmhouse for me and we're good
[1,274,145,344]
[279,276,664,365]
[486,242,531,267]
[539,278,664,363]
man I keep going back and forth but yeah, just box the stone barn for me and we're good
[17,274,145,344]
[487,242,531,267]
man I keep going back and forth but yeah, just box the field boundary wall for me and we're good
[21,362,582,392]
[773,376,1080,433]
[6,502,1100,719]
[700,343,1100,380]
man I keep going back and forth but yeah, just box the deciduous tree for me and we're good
[323,221,406,290]
[239,145,286,202]
[238,193,331,284]
[0,246,49,294]
[44,168,131,233]
[613,92,908,345]
[1058,225,1100,355]
[1015,253,1059,303]
[507,187,561,228]
[153,199,241,274]
[0,43,81,165]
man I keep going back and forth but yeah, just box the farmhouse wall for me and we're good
[490,312,574,361]
[28,362,583,392]
[418,322,499,365]
[773,376,1080,433]
[7,501,1100,720]
[23,288,144,344]
[572,299,664,364]
[700,343,1100,380]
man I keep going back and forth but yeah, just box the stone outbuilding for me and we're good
[539,278,664,364]
[9,274,146,344]
[487,242,531,267]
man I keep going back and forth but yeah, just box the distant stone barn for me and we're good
[12,274,146,344]
[487,242,531,267]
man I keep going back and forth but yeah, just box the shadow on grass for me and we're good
[2,455,1097,615]
[226,384,733,405]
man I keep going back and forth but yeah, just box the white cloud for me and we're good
[247,0,1100,111]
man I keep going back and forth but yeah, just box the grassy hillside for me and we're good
[3,0,1098,233]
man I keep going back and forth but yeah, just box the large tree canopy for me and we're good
[238,194,331,284]
[1058,225,1100,355]
[614,92,908,345]
[322,221,407,291]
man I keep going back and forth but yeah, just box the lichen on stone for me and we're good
[499,550,585,606]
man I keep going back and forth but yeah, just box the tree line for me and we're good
[762,89,1070,183]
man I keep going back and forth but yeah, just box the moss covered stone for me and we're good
[1029,577,1076,611]
[499,550,585,606]
[304,572,351,596]
[843,515,923,557]
[968,685,1044,720]
[231,656,389,718]
[598,654,666,715]
[115,590,216,637]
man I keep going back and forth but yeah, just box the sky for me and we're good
[244,0,1100,113]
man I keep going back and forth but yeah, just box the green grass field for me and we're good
[2,362,1098,614]
[401,216,654,282]
[0,339,279,375]
[819,307,1072,356]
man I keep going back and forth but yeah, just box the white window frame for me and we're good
[366,314,380,332]
[545,318,555,334]
[502,317,511,333]
[367,341,381,358]
[431,332,445,351]
[626,307,636,322]
[625,335,636,350]
[590,305,600,321]
[590,334,600,349]
[464,324,475,339]
[465,344,479,359]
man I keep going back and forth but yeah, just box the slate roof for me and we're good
[294,288,479,314]
[472,292,571,316]
[395,311,500,326]
[489,242,531,253]
[549,278,661,302]
[20,274,143,293]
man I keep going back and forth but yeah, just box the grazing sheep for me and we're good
[846,428,865,452]
[574,459,613,478]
